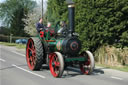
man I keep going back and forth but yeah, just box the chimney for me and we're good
[67,0,75,35]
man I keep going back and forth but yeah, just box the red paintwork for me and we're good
[45,29,55,36]
[26,39,36,70]
[79,52,91,74]
[49,53,60,77]
[40,31,44,37]
[70,41,78,50]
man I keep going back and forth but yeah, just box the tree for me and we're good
[0,26,9,35]
[23,7,42,36]
[23,0,49,36]
[0,0,36,37]
[46,0,128,51]
[46,0,67,25]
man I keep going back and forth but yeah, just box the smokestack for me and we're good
[67,0,75,35]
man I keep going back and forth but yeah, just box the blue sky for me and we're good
[0,0,5,3]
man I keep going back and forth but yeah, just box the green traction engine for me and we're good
[26,1,95,78]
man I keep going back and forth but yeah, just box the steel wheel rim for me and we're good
[80,52,91,74]
[49,53,60,77]
[26,39,36,70]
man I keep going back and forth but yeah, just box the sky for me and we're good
[0,0,5,3]
[36,0,48,13]
[0,0,47,4]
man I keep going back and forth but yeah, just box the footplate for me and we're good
[65,57,87,62]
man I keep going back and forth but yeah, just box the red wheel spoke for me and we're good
[79,52,92,75]
[55,68,59,73]
[30,56,33,61]
[85,61,90,65]
[55,61,60,66]
[32,61,35,66]
[33,57,36,64]
[53,61,56,67]
[31,61,34,66]
[33,56,35,61]
[26,38,36,70]
[31,43,35,50]
[32,51,36,56]
[49,53,63,77]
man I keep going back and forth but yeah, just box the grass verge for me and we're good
[0,42,26,49]
[96,63,128,72]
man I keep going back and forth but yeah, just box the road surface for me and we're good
[0,45,128,85]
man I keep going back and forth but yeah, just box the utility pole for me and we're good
[42,0,43,18]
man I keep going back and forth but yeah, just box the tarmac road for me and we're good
[0,45,128,85]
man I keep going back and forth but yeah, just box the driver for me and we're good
[36,18,44,32]
[57,21,66,34]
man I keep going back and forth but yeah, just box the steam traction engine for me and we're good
[26,2,95,78]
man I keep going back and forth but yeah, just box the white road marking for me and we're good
[0,58,6,62]
[11,51,25,57]
[12,64,46,79]
[111,76,123,80]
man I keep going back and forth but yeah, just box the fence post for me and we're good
[10,34,13,43]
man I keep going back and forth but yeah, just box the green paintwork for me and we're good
[65,57,87,62]
[44,31,50,40]
[48,39,64,52]
[55,39,64,51]
[36,30,87,63]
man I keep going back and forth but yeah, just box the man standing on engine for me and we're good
[36,18,44,32]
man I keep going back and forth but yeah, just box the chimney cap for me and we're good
[66,0,74,5]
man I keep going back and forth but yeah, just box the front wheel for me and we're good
[49,52,64,78]
[79,51,95,75]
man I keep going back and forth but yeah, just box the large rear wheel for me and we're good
[79,51,95,75]
[26,37,44,70]
[49,52,64,78]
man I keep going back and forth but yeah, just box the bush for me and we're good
[0,34,28,43]
[95,45,128,66]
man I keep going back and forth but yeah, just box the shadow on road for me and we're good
[40,65,105,78]
[63,67,105,78]
[93,68,105,75]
